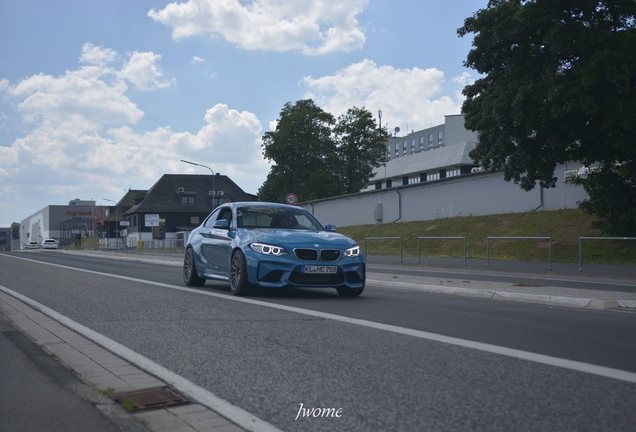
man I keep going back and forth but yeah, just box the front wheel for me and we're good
[336,285,364,297]
[229,250,252,296]
[183,248,206,287]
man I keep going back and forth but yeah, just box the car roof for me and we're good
[229,202,300,210]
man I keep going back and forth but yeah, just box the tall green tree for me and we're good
[334,107,389,194]
[259,100,342,202]
[458,0,636,234]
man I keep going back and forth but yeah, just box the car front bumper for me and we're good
[245,250,365,289]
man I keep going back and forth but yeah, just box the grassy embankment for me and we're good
[338,209,636,265]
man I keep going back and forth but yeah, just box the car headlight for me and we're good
[344,245,361,257]
[250,243,288,256]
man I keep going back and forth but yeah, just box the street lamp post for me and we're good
[102,198,118,250]
[181,159,216,209]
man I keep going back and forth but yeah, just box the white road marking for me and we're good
[0,282,282,432]
[4,253,636,387]
[369,265,636,288]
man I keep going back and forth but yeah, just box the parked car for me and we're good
[41,239,59,249]
[26,241,40,249]
[183,202,365,296]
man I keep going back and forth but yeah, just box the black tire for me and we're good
[336,285,365,297]
[183,247,206,287]
[229,250,252,296]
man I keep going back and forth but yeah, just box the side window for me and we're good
[217,207,233,227]
[203,208,221,228]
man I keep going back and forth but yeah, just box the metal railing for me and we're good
[364,237,402,262]
[417,237,466,265]
[487,236,552,270]
[579,237,636,271]
[124,238,184,254]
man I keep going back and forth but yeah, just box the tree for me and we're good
[259,100,342,202]
[334,107,389,194]
[576,164,636,235]
[259,101,388,202]
[458,0,636,234]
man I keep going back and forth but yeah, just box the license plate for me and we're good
[302,265,337,274]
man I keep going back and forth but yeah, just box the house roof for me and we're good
[123,174,257,215]
[372,141,477,180]
[104,189,147,221]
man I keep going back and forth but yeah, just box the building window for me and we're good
[411,139,415,152]
[428,172,440,181]
[190,216,200,225]
[403,141,407,155]
[402,177,409,186]
[419,136,425,149]
[438,131,443,144]
[428,134,433,146]
[387,145,391,158]
[395,143,399,157]
[420,173,427,182]
[375,181,382,190]
[181,196,195,205]
[386,179,392,188]
[447,169,461,178]
[409,176,420,185]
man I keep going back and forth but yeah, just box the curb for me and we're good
[367,279,636,311]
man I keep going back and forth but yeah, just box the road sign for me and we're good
[285,193,298,205]
[145,214,160,227]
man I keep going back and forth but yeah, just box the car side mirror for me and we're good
[325,223,337,232]
[213,219,230,230]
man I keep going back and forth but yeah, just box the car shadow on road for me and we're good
[197,281,358,300]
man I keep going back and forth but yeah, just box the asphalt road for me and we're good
[1,252,636,431]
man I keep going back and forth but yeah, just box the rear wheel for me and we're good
[230,250,252,296]
[183,248,206,287]
[336,285,365,297]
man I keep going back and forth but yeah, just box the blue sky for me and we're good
[0,0,486,226]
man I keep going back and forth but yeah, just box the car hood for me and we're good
[239,229,357,248]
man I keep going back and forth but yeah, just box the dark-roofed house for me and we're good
[103,189,148,244]
[122,174,257,247]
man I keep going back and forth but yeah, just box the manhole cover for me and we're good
[112,386,189,412]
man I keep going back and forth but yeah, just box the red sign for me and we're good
[285,193,298,205]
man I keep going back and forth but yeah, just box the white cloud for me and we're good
[80,43,117,65]
[148,0,368,55]
[9,66,142,126]
[302,59,464,130]
[119,51,173,91]
[192,56,205,62]
[0,45,268,225]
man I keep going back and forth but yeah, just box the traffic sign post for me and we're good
[285,193,298,205]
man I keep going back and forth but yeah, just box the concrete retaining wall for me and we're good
[300,164,588,227]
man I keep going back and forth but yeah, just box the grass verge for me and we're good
[338,209,636,265]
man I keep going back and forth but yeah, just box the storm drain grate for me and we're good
[112,386,189,412]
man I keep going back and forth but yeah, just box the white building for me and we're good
[19,199,99,248]
[366,114,479,191]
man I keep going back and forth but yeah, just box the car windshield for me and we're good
[236,206,324,230]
